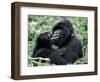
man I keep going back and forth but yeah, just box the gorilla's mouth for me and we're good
[51,36,65,47]
[51,36,59,40]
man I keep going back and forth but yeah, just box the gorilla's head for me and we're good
[51,19,74,47]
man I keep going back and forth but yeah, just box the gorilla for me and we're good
[32,19,83,65]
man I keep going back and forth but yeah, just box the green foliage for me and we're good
[28,15,88,66]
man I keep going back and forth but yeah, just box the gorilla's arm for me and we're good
[62,38,83,64]
[34,48,67,65]
[32,32,52,57]
[62,52,79,64]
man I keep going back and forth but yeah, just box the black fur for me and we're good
[32,19,83,65]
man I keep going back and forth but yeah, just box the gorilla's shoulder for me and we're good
[68,36,82,50]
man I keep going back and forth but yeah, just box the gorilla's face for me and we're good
[51,29,70,47]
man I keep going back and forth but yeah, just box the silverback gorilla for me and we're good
[32,19,83,65]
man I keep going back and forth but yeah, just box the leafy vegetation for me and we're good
[28,15,88,66]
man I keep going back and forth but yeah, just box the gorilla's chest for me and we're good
[52,45,66,55]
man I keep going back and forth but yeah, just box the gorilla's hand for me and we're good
[39,32,52,41]
[37,32,52,47]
